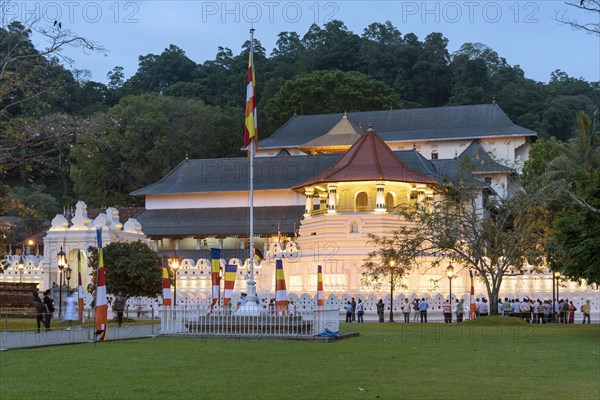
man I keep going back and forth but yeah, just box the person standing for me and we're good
[536,301,545,324]
[113,292,126,327]
[345,301,353,323]
[502,298,512,317]
[288,301,296,316]
[351,297,357,322]
[581,300,591,324]
[42,289,54,331]
[512,298,521,319]
[401,298,411,323]
[479,298,489,316]
[33,290,45,333]
[418,297,429,323]
[64,292,78,330]
[356,299,364,323]
[153,299,160,319]
[412,298,420,322]
[376,299,385,323]
[568,301,577,324]
[443,300,452,323]
[456,299,464,323]
[107,297,114,321]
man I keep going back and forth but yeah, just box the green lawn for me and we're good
[0,317,159,332]
[1,318,598,400]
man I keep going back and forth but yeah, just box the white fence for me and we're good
[160,306,340,338]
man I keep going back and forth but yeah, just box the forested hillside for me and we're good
[1,19,598,244]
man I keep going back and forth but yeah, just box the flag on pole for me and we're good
[469,269,477,320]
[223,264,238,306]
[210,248,221,310]
[317,265,325,307]
[244,29,257,148]
[275,259,288,315]
[162,259,172,306]
[77,250,84,323]
[94,228,107,341]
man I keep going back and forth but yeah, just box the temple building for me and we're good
[127,103,573,305]
[4,103,596,314]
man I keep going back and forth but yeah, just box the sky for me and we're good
[5,0,600,84]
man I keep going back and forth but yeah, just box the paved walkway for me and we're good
[0,324,160,351]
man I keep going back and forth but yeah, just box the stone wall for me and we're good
[0,282,40,314]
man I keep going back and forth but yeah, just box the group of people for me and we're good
[346,298,365,323]
[33,289,54,332]
[498,297,591,324]
[32,289,128,332]
[267,299,296,316]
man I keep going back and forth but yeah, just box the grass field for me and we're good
[1,317,598,400]
[0,317,159,332]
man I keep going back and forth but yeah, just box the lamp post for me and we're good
[554,271,561,323]
[57,246,66,318]
[169,253,180,307]
[65,264,72,298]
[447,263,455,308]
[18,256,24,283]
[389,259,395,322]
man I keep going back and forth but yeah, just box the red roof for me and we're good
[293,129,438,189]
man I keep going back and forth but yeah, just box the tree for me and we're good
[556,1,600,35]
[263,70,401,134]
[535,110,600,284]
[87,241,162,299]
[0,19,102,117]
[369,161,544,315]
[362,230,425,322]
[6,183,59,236]
[69,94,243,206]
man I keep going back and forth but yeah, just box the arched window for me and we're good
[431,150,438,160]
[355,192,368,212]
[385,192,395,212]
[350,222,359,233]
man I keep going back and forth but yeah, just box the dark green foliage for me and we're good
[69,94,244,206]
[263,70,401,132]
[87,240,162,299]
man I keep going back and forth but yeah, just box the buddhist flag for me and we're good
[223,264,238,306]
[244,29,257,147]
[469,269,477,320]
[162,259,172,306]
[77,250,84,323]
[317,265,325,307]
[210,249,221,309]
[275,259,288,315]
[94,228,107,341]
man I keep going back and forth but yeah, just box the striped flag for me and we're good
[94,228,107,341]
[243,29,257,147]
[275,259,288,315]
[210,248,221,310]
[162,259,172,306]
[77,250,84,323]
[317,265,325,307]
[469,270,477,320]
[223,264,238,306]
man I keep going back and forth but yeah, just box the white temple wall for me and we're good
[145,189,304,210]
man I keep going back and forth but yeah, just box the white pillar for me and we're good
[304,188,314,217]
[375,182,386,213]
[327,183,338,214]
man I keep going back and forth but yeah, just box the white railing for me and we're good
[160,306,340,338]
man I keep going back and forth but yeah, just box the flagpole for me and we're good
[239,27,261,314]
